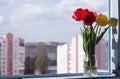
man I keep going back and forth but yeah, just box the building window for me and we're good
[15,41,17,43]
[3,70,5,73]
[14,70,17,73]
[15,57,17,60]
[3,45,6,47]
[19,43,24,47]
[3,66,5,69]
[3,49,5,51]
[3,41,5,43]
[3,58,5,60]
[3,62,5,64]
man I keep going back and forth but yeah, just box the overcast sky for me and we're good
[0,0,108,42]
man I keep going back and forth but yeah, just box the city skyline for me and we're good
[0,0,108,42]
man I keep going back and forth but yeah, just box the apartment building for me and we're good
[0,33,25,76]
[57,34,84,73]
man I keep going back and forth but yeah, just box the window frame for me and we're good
[110,0,119,73]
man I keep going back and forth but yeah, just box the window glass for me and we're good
[0,0,115,76]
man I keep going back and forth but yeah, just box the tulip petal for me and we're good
[109,18,118,28]
[96,14,108,26]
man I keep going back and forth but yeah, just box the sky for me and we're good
[0,0,108,42]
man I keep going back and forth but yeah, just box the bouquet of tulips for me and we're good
[72,8,118,76]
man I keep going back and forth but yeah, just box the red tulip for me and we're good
[72,8,97,25]
[82,11,97,25]
[72,8,83,21]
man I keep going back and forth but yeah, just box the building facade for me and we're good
[57,34,84,73]
[25,43,38,58]
[57,34,108,73]
[0,33,25,76]
[25,42,63,74]
[57,43,68,73]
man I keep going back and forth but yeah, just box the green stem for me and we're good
[98,27,101,36]
[96,25,99,35]
[94,24,98,30]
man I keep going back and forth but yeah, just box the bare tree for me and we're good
[25,56,35,74]
[35,43,49,74]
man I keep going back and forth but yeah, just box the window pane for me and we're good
[0,0,112,76]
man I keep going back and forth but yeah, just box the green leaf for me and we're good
[82,27,90,54]
[96,27,109,44]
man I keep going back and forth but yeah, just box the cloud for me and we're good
[18,4,45,14]
[0,16,4,23]
[0,0,14,4]
[10,0,108,26]
[0,0,108,42]
[54,0,108,15]
[9,3,68,28]
[9,3,48,26]
[12,3,47,16]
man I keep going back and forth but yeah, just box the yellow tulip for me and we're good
[109,18,118,28]
[96,14,108,26]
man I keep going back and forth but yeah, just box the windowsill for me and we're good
[67,74,115,79]
[22,74,119,79]
[0,73,118,79]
